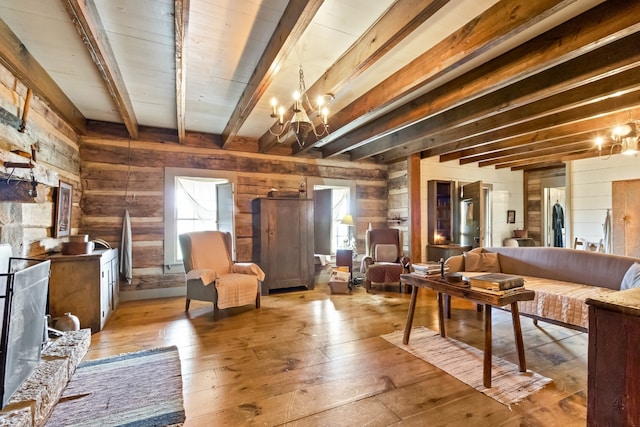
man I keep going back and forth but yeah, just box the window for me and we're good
[164,168,236,271]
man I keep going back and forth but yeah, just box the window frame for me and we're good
[164,167,237,273]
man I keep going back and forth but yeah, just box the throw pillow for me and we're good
[620,262,640,290]
[375,244,398,262]
[463,251,501,272]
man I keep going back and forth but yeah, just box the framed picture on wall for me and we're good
[55,181,73,237]
[507,210,516,224]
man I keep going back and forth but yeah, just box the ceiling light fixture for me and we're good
[595,114,639,159]
[268,66,333,148]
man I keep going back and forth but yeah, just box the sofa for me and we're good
[445,246,640,331]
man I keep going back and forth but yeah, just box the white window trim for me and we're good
[164,167,237,273]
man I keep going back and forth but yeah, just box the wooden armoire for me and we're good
[252,197,315,295]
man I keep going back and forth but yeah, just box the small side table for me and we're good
[335,249,353,283]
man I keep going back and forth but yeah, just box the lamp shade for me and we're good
[341,214,354,226]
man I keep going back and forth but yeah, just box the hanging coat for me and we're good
[552,203,564,247]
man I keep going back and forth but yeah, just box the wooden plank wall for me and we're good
[524,165,566,245]
[79,137,389,294]
[0,63,81,257]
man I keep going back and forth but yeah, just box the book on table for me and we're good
[469,286,525,296]
[469,273,524,291]
[411,263,448,277]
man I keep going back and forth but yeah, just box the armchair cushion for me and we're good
[375,244,398,262]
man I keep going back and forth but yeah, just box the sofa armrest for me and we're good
[445,255,464,273]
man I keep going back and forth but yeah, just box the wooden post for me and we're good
[408,153,421,262]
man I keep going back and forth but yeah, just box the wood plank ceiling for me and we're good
[1,0,639,171]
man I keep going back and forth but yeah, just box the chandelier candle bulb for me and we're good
[270,97,278,117]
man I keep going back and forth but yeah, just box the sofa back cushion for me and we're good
[463,251,501,272]
[483,247,636,290]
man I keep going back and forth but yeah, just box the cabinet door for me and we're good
[100,258,111,328]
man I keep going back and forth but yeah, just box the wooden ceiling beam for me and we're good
[276,0,453,155]
[494,149,593,169]
[324,0,640,160]
[436,106,640,163]
[511,161,566,171]
[63,0,139,139]
[458,133,594,164]
[318,0,579,158]
[378,66,640,164]
[174,0,190,144]
[358,27,640,163]
[477,140,595,167]
[441,129,596,162]
[0,18,86,134]
[222,0,323,148]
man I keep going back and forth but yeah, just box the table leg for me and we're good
[437,292,446,337]
[483,304,492,388]
[402,285,419,345]
[511,302,527,372]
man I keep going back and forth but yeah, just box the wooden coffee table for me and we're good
[400,273,535,388]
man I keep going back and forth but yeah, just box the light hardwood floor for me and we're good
[86,268,588,426]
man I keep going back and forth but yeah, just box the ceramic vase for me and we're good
[52,312,80,331]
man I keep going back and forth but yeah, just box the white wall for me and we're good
[570,154,640,245]
[420,157,524,262]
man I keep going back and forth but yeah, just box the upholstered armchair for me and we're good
[360,228,411,292]
[179,231,265,320]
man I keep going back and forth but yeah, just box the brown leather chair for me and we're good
[179,231,264,320]
[360,228,411,292]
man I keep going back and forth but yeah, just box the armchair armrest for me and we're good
[232,262,266,281]
[186,268,218,286]
[360,256,374,273]
[400,256,412,272]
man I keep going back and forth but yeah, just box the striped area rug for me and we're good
[46,346,185,427]
[382,327,552,406]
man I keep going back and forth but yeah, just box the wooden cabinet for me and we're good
[48,249,119,333]
[586,289,640,426]
[252,198,315,295]
[427,180,455,245]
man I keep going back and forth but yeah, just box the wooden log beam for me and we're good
[222,0,323,148]
[494,149,592,169]
[174,0,190,144]
[63,0,139,139]
[360,29,640,162]
[324,0,640,161]
[477,140,595,167]
[458,133,593,164]
[378,71,640,164]
[319,0,580,158]
[0,19,86,134]
[267,0,453,154]
[435,106,640,162]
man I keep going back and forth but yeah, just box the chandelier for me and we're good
[595,117,639,159]
[268,66,333,147]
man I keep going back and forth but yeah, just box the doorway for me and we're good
[460,181,492,248]
[307,178,355,258]
[543,187,566,247]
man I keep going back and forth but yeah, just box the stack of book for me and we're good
[469,273,525,295]
[411,263,449,277]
